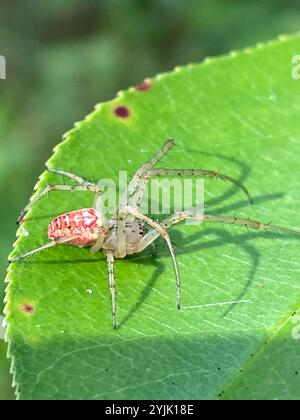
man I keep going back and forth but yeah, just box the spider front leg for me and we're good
[137,212,191,253]
[127,139,174,201]
[138,211,300,246]
[137,212,192,309]
[126,140,175,213]
[202,214,300,237]
[127,145,253,211]
[9,235,82,263]
[18,167,103,224]
[115,210,127,258]
[144,168,253,204]
[105,251,117,329]
[118,205,181,309]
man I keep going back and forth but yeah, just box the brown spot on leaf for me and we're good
[21,304,34,314]
[114,106,130,118]
[135,80,152,91]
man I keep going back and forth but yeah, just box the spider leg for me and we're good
[111,138,168,256]
[137,212,191,252]
[127,140,174,213]
[128,139,174,194]
[138,211,300,244]
[114,209,127,258]
[47,168,106,222]
[9,235,82,263]
[202,214,300,236]
[144,168,253,204]
[90,232,105,254]
[105,251,117,329]
[127,177,149,213]
[18,183,103,224]
[127,141,252,211]
[46,166,97,186]
[119,205,181,309]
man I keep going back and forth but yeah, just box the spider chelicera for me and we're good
[10,140,300,328]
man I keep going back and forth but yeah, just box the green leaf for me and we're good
[0,339,13,400]
[5,34,300,400]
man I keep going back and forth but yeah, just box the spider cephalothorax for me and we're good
[11,140,300,328]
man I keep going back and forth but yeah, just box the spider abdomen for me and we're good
[48,208,103,247]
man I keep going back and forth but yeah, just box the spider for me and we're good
[10,140,300,328]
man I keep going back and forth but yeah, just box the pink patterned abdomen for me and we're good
[48,208,102,247]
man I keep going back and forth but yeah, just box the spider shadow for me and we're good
[121,226,259,326]
[171,148,252,208]
[122,217,300,327]
[171,227,260,316]
[119,184,292,327]
[124,147,284,314]
[119,255,166,327]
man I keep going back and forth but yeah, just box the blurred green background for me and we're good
[1,0,300,400]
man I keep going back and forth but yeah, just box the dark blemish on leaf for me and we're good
[114,106,130,118]
[21,304,34,314]
[295,371,299,375]
[135,80,152,91]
